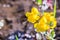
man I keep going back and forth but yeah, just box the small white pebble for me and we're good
[25,34,31,38]
[1,20,5,23]
[7,4,10,7]
[3,4,7,7]
[29,27,33,29]
[3,4,10,7]
[18,32,21,37]
[0,21,4,29]
[32,35,35,37]
[36,33,41,39]
[8,35,15,39]
[25,38,27,40]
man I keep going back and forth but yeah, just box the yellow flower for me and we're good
[34,17,50,32]
[26,7,57,33]
[34,14,57,32]
[27,15,40,23]
[34,22,50,32]
[25,7,40,23]
[43,13,57,29]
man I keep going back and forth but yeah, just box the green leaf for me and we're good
[50,29,55,38]
[36,0,42,5]
[16,35,18,40]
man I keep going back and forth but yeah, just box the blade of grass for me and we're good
[54,0,56,17]
[16,35,18,40]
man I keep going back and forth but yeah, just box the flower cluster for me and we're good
[26,7,57,32]
[34,12,57,32]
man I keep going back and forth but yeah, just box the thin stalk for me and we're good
[16,35,18,40]
[54,0,56,17]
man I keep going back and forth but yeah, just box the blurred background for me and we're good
[0,0,59,40]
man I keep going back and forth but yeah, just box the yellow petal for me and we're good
[25,12,31,17]
[44,13,51,21]
[34,23,38,28]
[27,16,36,23]
[39,16,47,23]
[31,7,39,15]
[34,15,40,20]
[50,16,56,21]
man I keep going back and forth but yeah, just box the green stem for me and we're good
[54,0,56,17]
[16,35,18,40]
[36,0,42,5]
